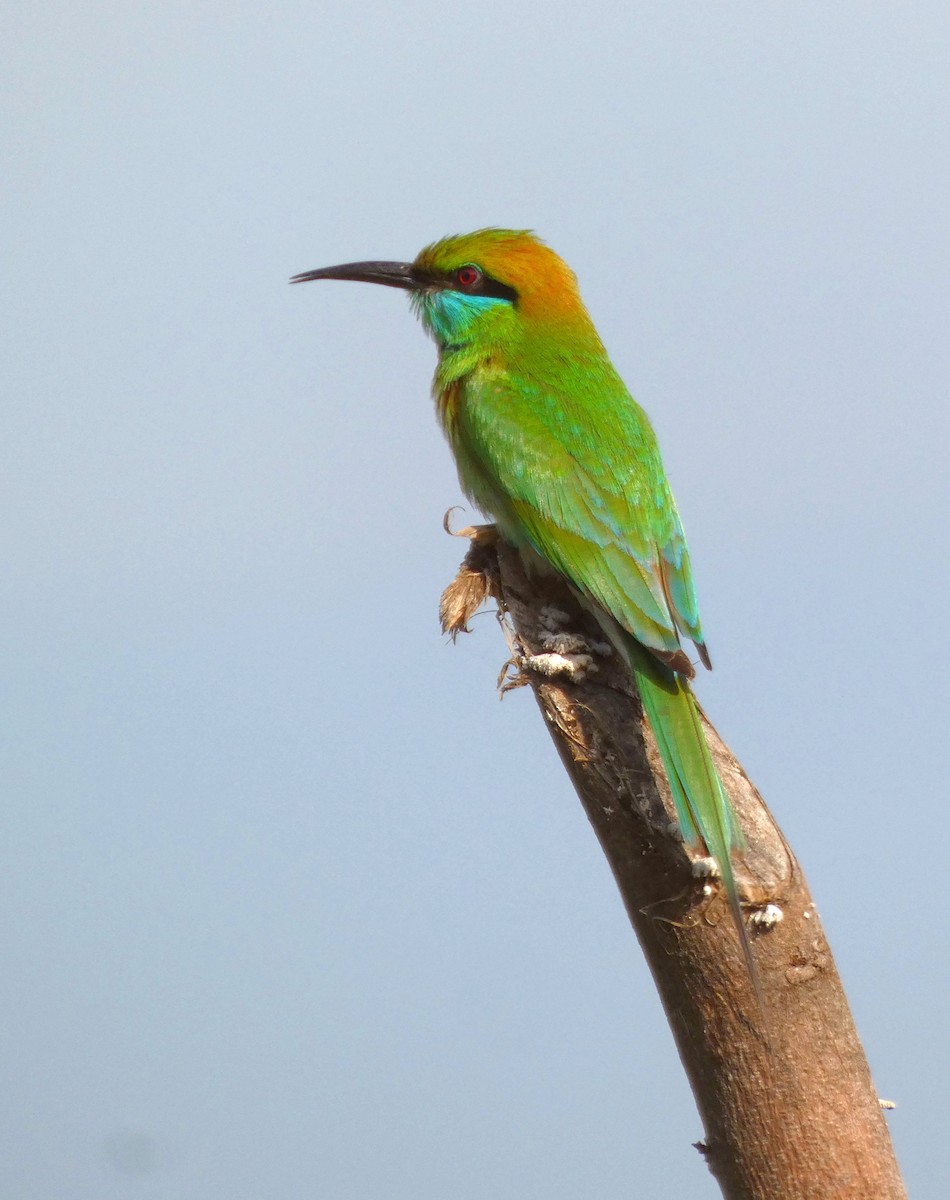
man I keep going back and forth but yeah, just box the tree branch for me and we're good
[441,530,906,1200]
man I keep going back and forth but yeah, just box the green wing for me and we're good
[450,363,708,672]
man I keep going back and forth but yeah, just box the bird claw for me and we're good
[497,656,530,694]
[498,649,595,690]
[493,600,614,690]
[442,508,499,543]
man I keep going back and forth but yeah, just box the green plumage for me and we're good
[439,311,745,893]
[292,228,757,996]
[444,353,707,672]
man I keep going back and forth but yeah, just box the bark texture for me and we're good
[441,530,906,1200]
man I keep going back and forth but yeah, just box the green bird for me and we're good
[292,228,756,990]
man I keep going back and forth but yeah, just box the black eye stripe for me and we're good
[475,275,518,303]
[410,266,519,303]
[450,267,517,303]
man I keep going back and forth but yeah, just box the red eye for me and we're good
[454,265,482,289]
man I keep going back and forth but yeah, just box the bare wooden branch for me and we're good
[441,534,907,1200]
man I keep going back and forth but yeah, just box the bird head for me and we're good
[292,228,599,353]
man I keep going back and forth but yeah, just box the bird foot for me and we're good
[496,604,615,688]
[442,507,500,544]
[497,656,530,694]
[497,648,595,691]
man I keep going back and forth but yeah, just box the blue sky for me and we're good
[4,4,949,1196]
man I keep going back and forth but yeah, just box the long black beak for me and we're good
[289,261,418,289]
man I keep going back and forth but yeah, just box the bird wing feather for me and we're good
[450,366,706,665]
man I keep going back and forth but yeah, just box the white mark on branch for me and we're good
[537,608,613,657]
[523,651,595,682]
[541,631,593,655]
[750,903,783,930]
[691,856,720,879]
[538,605,571,629]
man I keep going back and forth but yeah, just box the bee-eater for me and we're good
[292,228,756,989]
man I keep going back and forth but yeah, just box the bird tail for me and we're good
[625,638,763,1013]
